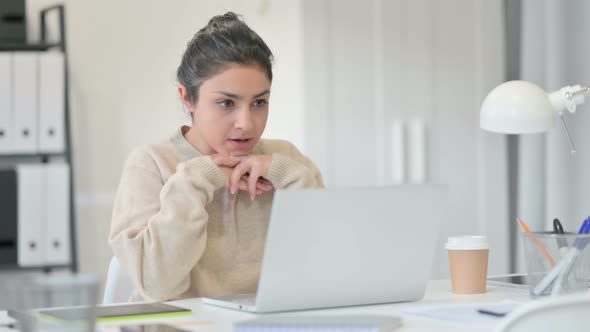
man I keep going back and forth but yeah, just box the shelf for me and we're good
[0,43,62,52]
[0,152,67,158]
[0,5,78,274]
[0,264,72,272]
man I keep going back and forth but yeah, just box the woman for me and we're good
[109,12,324,302]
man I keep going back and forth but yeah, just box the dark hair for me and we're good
[177,12,274,106]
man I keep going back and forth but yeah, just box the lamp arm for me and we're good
[548,85,590,114]
[559,115,576,156]
[567,86,590,98]
[547,85,589,156]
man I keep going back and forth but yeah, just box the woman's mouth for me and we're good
[229,138,253,148]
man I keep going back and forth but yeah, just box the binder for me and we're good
[44,163,70,265]
[38,52,65,153]
[17,164,45,266]
[13,52,39,153]
[0,53,12,153]
[0,169,18,265]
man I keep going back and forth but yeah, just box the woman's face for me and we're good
[187,64,271,157]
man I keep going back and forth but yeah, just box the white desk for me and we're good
[0,280,532,332]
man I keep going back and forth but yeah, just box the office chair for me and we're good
[495,293,590,332]
[102,256,135,304]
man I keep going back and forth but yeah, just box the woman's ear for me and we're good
[178,85,193,110]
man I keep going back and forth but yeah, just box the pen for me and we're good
[517,217,556,267]
[553,218,569,254]
[553,218,564,234]
[477,309,508,318]
[551,219,590,296]
[535,219,590,296]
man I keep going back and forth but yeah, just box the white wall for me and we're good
[26,0,305,296]
[303,0,509,278]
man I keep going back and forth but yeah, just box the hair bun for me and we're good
[178,11,273,106]
[206,12,241,30]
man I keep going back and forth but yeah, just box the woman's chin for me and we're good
[229,151,252,157]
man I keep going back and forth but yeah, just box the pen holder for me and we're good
[521,232,590,298]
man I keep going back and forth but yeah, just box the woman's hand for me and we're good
[230,155,273,200]
[211,154,273,198]
[210,154,241,169]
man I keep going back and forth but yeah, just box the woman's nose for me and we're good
[234,108,254,131]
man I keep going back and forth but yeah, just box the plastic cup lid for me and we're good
[445,236,489,250]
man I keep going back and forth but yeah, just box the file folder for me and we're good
[0,169,18,265]
[13,52,39,153]
[43,163,70,265]
[38,52,65,153]
[17,164,45,266]
[0,53,12,153]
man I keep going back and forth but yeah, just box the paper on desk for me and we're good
[402,300,521,330]
[0,311,15,324]
[0,311,16,332]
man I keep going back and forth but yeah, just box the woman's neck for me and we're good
[182,125,214,155]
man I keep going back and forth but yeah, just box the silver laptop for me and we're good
[202,185,446,313]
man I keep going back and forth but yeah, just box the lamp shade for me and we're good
[480,80,556,134]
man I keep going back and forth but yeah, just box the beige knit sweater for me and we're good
[109,127,324,302]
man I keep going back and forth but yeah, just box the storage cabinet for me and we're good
[0,5,76,272]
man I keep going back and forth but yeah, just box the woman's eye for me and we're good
[218,100,234,108]
[253,99,268,107]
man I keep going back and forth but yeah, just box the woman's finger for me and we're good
[247,170,262,201]
[238,179,266,197]
[238,179,249,191]
[239,172,272,189]
[256,181,273,191]
[230,162,250,194]
[241,174,273,192]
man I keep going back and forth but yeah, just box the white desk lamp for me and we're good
[480,80,590,155]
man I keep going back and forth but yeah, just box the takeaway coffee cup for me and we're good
[446,236,489,294]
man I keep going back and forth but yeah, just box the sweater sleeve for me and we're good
[108,149,225,301]
[264,141,325,189]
